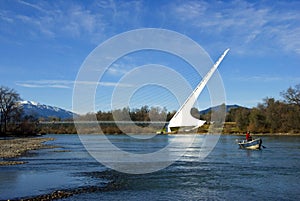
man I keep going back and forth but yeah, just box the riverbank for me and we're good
[36,121,300,135]
[0,137,56,166]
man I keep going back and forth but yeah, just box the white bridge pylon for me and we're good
[167,48,230,132]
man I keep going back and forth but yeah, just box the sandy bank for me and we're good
[0,137,55,166]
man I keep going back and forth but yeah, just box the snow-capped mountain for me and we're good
[19,101,75,120]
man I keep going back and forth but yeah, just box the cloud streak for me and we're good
[234,75,300,83]
[15,80,133,89]
[168,0,300,55]
[2,0,299,55]
[1,1,108,43]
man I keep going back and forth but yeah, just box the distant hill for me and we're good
[19,101,75,120]
[199,104,246,115]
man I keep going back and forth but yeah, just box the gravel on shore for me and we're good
[0,137,55,166]
[0,137,122,201]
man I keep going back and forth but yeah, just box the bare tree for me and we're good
[280,84,300,106]
[0,86,22,135]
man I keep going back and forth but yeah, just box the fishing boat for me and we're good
[237,138,263,150]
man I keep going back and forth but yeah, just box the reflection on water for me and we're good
[79,134,204,174]
[0,134,299,200]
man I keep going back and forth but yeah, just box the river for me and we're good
[0,134,299,200]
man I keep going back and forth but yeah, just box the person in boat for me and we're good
[246,131,252,141]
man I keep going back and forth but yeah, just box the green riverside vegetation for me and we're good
[1,84,299,135]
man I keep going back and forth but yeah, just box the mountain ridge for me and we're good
[199,104,247,115]
[20,101,75,120]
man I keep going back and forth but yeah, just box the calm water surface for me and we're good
[0,134,299,200]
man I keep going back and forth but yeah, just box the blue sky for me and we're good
[0,0,300,112]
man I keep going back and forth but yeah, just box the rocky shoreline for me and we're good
[0,137,56,166]
[0,137,123,201]
[9,183,121,201]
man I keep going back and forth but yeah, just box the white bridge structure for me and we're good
[38,49,229,133]
[167,48,229,133]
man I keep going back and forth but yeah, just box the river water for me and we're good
[0,134,299,200]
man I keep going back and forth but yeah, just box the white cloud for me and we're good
[173,1,208,20]
[240,76,282,82]
[17,0,47,13]
[2,0,299,55]
[234,75,300,83]
[16,80,73,88]
[15,80,133,88]
[168,0,300,55]
[0,1,108,42]
[0,0,147,45]
[106,66,128,76]
[0,10,14,23]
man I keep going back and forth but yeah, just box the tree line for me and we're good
[1,84,300,135]
[225,84,300,133]
[78,84,300,134]
[76,106,176,134]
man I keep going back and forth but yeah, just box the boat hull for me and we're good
[238,138,262,150]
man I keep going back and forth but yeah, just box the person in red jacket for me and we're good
[246,131,252,141]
